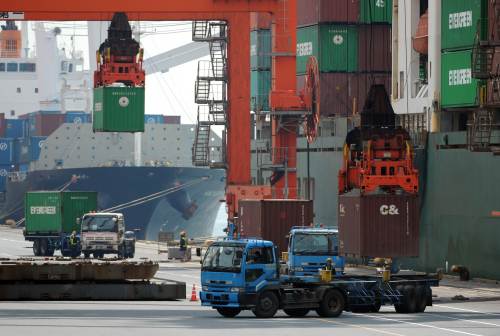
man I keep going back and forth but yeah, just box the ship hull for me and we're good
[1,167,225,240]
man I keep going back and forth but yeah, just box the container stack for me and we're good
[250,13,272,113]
[441,0,487,109]
[296,0,392,117]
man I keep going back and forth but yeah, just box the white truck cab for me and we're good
[79,212,129,259]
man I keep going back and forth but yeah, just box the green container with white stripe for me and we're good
[441,49,480,108]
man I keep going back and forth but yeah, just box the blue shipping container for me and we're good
[144,114,164,124]
[14,138,30,164]
[0,138,15,164]
[30,136,47,161]
[0,164,13,192]
[5,119,27,138]
[65,111,90,124]
[19,163,29,172]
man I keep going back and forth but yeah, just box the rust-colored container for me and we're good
[297,0,360,26]
[487,48,500,107]
[338,193,419,258]
[297,73,391,117]
[164,115,181,124]
[34,114,65,136]
[358,25,392,72]
[0,113,5,138]
[489,1,500,44]
[250,12,273,30]
[238,199,314,253]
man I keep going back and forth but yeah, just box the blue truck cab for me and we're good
[287,227,345,276]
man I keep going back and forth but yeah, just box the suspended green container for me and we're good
[296,24,358,75]
[360,0,392,24]
[441,0,488,51]
[251,29,272,70]
[24,191,98,235]
[93,86,145,132]
[251,70,271,112]
[441,49,480,108]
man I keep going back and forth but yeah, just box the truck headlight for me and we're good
[202,286,208,291]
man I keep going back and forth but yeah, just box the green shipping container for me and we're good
[360,0,392,24]
[93,86,145,132]
[441,49,480,108]
[251,29,272,70]
[251,70,271,112]
[24,191,98,235]
[441,0,487,51]
[296,24,358,75]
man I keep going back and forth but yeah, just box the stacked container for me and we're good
[144,114,164,124]
[164,115,181,124]
[65,111,90,124]
[441,0,487,108]
[296,0,392,117]
[250,15,272,113]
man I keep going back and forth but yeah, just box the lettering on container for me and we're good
[449,11,473,30]
[30,206,57,215]
[339,204,346,216]
[380,204,399,215]
[297,42,313,57]
[0,12,25,20]
[94,102,103,112]
[0,142,8,151]
[449,68,472,86]
[250,44,257,56]
[376,0,386,7]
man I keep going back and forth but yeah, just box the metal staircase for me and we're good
[191,21,228,168]
[467,109,493,151]
[472,18,499,80]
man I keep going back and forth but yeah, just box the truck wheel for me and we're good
[316,289,345,318]
[32,240,40,256]
[93,253,100,259]
[39,239,48,256]
[252,291,279,318]
[284,308,309,317]
[395,285,417,313]
[84,253,90,259]
[46,246,55,257]
[394,285,407,313]
[216,308,241,318]
[415,285,429,313]
[350,305,372,313]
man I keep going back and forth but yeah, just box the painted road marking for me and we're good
[428,312,500,328]
[435,304,500,317]
[316,318,407,336]
[354,313,485,336]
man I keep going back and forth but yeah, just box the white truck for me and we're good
[78,212,135,259]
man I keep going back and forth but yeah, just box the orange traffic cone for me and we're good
[190,284,198,302]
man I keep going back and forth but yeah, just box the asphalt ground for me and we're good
[1,226,500,336]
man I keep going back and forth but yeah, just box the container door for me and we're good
[244,246,278,292]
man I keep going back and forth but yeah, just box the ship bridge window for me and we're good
[0,63,5,71]
[68,63,73,72]
[7,63,18,72]
[19,63,36,72]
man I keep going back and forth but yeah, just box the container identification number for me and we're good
[30,206,57,215]
[380,205,399,215]
[449,11,473,29]
[297,42,313,57]
[448,68,472,86]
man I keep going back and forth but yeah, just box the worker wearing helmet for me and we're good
[69,231,78,257]
[179,231,188,262]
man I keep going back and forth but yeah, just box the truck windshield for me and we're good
[202,244,244,273]
[292,233,339,256]
[82,216,118,233]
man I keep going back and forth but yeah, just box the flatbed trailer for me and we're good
[200,239,440,318]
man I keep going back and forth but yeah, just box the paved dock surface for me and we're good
[1,226,500,336]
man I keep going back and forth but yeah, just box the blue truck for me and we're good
[200,238,440,318]
[285,227,345,276]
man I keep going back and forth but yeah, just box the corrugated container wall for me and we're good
[144,114,164,124]
[238,199,314,254]
[34,114,65,136]
[24,191,98,235]
[250,29,272,70]
[30,136,47,161]
[441,0,487,51]
[65,111,90,124]
[359,0,393,24]
[0,164,13,191]
[297,73,391,117]
[93,86,145,132]
[164,115,181,124]
[338,194,419,258]
[0,113,5,137]
[441,49,480,108]
[297,0,360,26]
[5,119,27,138]
[358,25,392,72]
[251,70,272,112]
[297,24,358,74]
[0,138,15,164]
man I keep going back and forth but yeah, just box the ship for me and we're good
[0,21,225,240]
